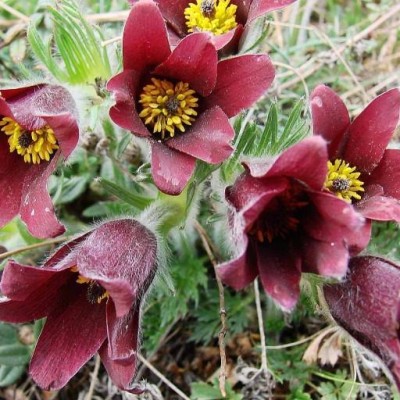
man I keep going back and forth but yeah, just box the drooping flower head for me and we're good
[324,256,400,389]
[108,0,275,195]
[311,85,400,223]
[0,84,79,238]
[142,0,297,49]
[0,218,158,393]
[217,137,370,310]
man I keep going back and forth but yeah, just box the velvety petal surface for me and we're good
[356,195,400,222]
[257,244,301,311]
[154,33,217,96]
[310,84,350,158]
[265,136,328,190]
[205,54,275,118]
[217,235,258,290]
[344,88,400,173]
[122,1,171,72]
[108,70,150,137]
[151,141,196,195]
[76,219,157,315]
[19,155,65,239]
[167,106,234,163]
[247,0,297,23]
[303,191,365,243]
[301,237,348,278]
[155,0,189,37]
[365,149,400,200]
[29,284,107,390]
[100,302,140,390]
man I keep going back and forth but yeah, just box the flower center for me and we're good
[139,78,199,140]
[0,117,59,164]
[71,267,109,304]
[325,159,364,203]
[249,186,309,243]
[184,0,238,36]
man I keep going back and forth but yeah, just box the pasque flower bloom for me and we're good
[311,85,400,222]
[324,256,400,389]
[108,0,275,195]
[142,0,297,49]
[0,219,158,393]
[0,84,79,238]
[217,137,370,310]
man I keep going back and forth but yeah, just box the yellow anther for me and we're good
[325,159,364,203]
[0,117,59,164]
[139,78,198,140]
[184,0,238,35]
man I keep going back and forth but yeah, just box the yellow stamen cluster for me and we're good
[0,117,58,164]
[325,159,364,203]
[184,0,238,36]
[71,267,109,304]
[139,78,198,140]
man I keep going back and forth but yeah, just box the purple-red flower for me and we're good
[143,0,297,50]
[108,0,275,195]
[217,137,370,310]
[0,84,79,238]
[311,85,400,222]
[0,219,158,393]
[324,256,400,389]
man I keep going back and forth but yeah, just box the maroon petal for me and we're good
[167,106,233,163]
[217,235,258,290]
[76,219,157,314]
[310,85,350,158]
[356,195,400,222]
[154,33,217,96]
[303,191,365,243]
[301,237,348,278]
[19,155,65,239]
[365,149,400,200]
[29,285,107,390]
[211,28,237,50]
[107,70,150,137]
[156,0,189,37]
[0,138,27,229]
[41,113,79,160]
[265,136,328,190]
[0,263,71,323]
[247,0,297,23]
[151,141,196,194]
[122,1,171,72]
[205,54,275,118]
[344,88,400,173]
[257,244,301,311]
[99,302,140,390]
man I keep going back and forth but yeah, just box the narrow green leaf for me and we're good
[0,344,30,366]
[0,365,25,387]
[97,178,153,210]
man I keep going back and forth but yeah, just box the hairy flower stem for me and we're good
[195,221,227,398]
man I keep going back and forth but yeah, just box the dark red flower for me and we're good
[0,219,158,393]
[311,85,400,222]
[324,256,400,389]
[217,137,370,310]
[108,0,275,195]
[0,84,79,238]
[138,0,297,50]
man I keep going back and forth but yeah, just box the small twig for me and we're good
[101,36,121,47]
[137,353,191,400]
[85,355,101,400]
[0,237,68,260]
[254,279,268,372]
[195,221,228,398]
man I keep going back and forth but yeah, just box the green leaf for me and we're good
[0,343,30,366]
[191,379,243,400]
[0,323,18,346]
[97,178,153,210]
[0,365,25,387]
[54,175,90,205]
[257,103,278,156]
